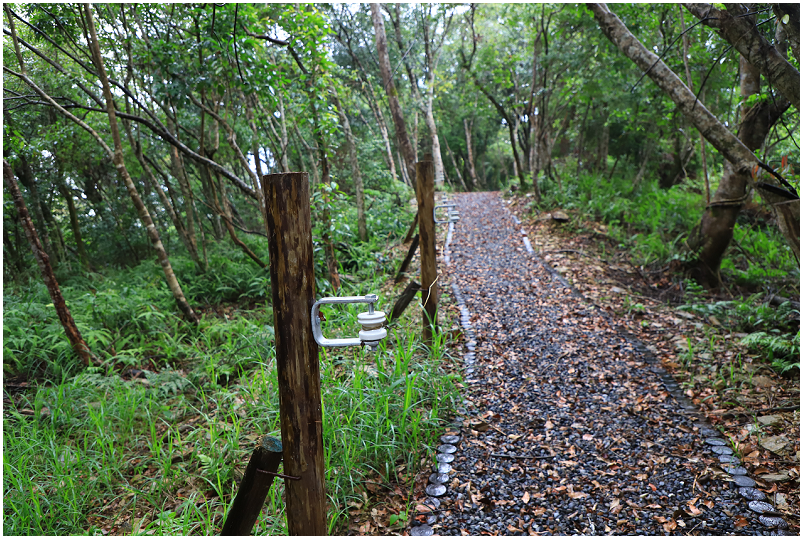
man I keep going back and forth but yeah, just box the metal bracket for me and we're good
[311,294,387,350]
[434,203,458,224]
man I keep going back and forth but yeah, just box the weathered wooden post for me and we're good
[416,158,438,347]
[264,172,327,535]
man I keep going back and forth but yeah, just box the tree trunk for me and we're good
[331,90,367,242]
[310,100,341,292]
[84,3,198,323]
[687,57,789,286]
[371,3,417,188]
[215,171,267,269]
[443,134,469,192]
[588,3,800,279]
[464,118,481,190]
[58,183,90,269]
[5,159,96,366]
[166,118,201,267]
[425,82,445,184]
[633,141,653,187]
[12,154,54,264]
[685,3,800,111]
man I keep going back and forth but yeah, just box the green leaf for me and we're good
[782,14,790,25]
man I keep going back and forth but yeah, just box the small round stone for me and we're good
[731,475,756,487]
[426,483,446,497]
[712,445,734,455]
[430,472,449,484]
[739,487,766,501]
[759,516,788,529]
[438,462,453,474]
[426,497,441,508]
[410,524,434,536]
[718,455,740,464]
[748,500,776,514]
[705,437,727,446]
[724,466,749,475]
[438,444,457,454]
[426,514,437,525]
[436,453,455,463]
[770,529,790,536]
[441,434,461,444]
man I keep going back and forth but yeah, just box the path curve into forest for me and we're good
[409,192,789,536]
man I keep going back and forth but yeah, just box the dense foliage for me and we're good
[3,3,799,535]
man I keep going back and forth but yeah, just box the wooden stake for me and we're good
[416,160,437,347]
[394,234,419,284]
[221,436,283,536]
[389,280,421,322]
[403,211,419,244]
[264,172,326,536]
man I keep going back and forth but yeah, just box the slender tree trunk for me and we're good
[633,142,653,187]
[58,183,90,268]
[464,118,481,189]
[443,134,469,192]
[596,115,610,173]
[425,85,445,184]
[166,117,200,267]
[278,93,290,171]
[332,90,367,241]
[679,6,711,205]
[84,3,198,323]
[371,3,416,188]
[245,93,269,229]
[214,171,267,269]
[294,125,321,187]
[12,154,54,264]
[5,159,96,366]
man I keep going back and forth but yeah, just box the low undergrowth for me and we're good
[3,187,456,535]
[518,158,799,373]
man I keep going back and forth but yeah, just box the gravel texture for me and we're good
[410,192,790,536]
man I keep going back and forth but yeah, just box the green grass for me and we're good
[3,186,457,535]
[4,272,459,535]
[534,157,799,285]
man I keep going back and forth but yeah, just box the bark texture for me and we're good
[263,172,326,536]
[5,159,96,366]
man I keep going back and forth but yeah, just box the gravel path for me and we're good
[411,192,784,536]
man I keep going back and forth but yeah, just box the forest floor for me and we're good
[407,191,798,536]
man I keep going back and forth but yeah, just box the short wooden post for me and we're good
[389,280,421,322]
[264,172,327,536]
[221,436,283,536]
[416,159,438,347]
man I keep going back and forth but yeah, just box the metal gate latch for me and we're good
[311,294,387,351]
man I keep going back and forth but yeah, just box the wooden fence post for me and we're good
[264,172,327,536]
[416,159,438,347]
